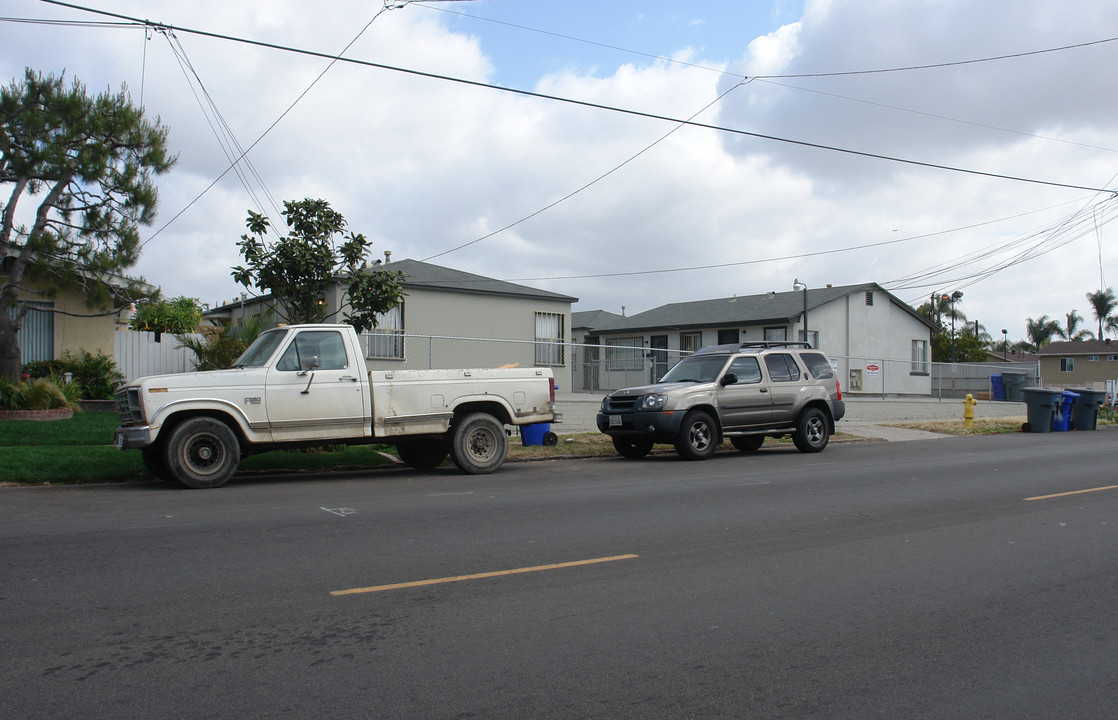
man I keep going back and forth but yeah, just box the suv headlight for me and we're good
[641,394,667,410]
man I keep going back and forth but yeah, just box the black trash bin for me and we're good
[1070,388,1107,430]
[1021,387,1062,433]
[1003,372,1027,402]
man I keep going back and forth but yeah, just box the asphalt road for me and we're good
[2,430,1117,719]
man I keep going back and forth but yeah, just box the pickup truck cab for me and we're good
[596,341,844,460]
[114,324,559,488]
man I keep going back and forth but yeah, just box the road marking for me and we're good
[320,507,356,517]
[330,554,639,596]
[1025,485,1118,502]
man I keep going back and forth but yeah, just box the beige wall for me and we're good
[19,282,117,360]
[1039,355,1118,388]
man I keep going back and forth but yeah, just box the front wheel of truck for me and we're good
[165,417,241,489]
[449,413,508,474]
[397,439,449,470]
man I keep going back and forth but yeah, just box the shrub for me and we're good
[177,315,263,371]
[23,350,121,400]
[0,376,82,411]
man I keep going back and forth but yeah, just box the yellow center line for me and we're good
[330,554,640,596]
[1025,485,1118,502]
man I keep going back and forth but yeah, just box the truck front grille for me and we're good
[114,388,144,425]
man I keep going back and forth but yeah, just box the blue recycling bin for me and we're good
[1021,387,1061,433]
[990,374,1006,401]
[1051,390,1079,432]
[1071,388,1107,430]
[521,422,552,446]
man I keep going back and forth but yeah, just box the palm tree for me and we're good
[1086,288,1117,340]
[1057,309,1092,341]
[1025,315,1062,350]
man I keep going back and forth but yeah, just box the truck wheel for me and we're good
[449,413,508,474]
[612,437,653,459]
[793,407,830,453]
[730,436,765,453]
[674,410,717,460]
[396,439,448,470]
[165,417,241,489]
[141,446,176,484]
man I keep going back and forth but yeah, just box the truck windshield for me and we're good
[659,355,730,383]
[231,328,288,368]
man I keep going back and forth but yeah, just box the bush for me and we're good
[0,375,82,411]
[177,316,263,371]
[23,349,122,400]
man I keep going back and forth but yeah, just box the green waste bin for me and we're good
[1070,388,1107,430]
[1003,372,1027,402]
[1021,387,1062,433]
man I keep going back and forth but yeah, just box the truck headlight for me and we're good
[641,394,667,410]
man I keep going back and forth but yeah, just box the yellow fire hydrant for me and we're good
[963,393,977,429]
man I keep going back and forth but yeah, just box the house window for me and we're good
[911,339,929,374]
[605,337,643,371]
[1060,358,1074,372]
[798,329,819,347]
[865,291,874,306]
[12,301,54,364]
[717,329,739,345]
[764,327,786,342]
[1088,355,1099,361]
[367,304,404,359]
[1109,355,1118,361]
[534,312,565,366]
[680,332,702,354]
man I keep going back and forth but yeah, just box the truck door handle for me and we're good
[339,375,357,383]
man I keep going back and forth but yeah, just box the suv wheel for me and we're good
[613,438,654,459]
[674,410,717,460]
[793,407,829,453]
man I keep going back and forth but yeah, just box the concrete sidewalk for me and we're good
[554,393,1027,442]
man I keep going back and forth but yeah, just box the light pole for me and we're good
[1002,329,1008,362]
[941,291,963,362]
[793,279,808,345]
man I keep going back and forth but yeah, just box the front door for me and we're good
[650,335,669,383]
[265,329,368,442]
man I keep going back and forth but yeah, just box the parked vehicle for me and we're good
[596,341,844,460]
[114,324,560,488]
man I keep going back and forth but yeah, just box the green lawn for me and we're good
[0,411,394,485]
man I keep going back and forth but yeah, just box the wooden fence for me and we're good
[114,330,199,382]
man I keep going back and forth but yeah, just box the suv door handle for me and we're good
[759,388,768,393]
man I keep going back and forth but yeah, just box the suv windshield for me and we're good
[231,328,288,368]
[659,355,730,383]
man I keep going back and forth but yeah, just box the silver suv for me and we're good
[596,342,845,461]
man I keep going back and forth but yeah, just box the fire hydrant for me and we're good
[963,393,977,429]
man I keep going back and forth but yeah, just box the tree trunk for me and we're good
[0,310,22,380]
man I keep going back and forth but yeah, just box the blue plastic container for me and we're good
[1052,390,1079,432]
[990,374,1006,401]
[521,422,551,446]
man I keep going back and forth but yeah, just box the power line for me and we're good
[34,0,1118,197]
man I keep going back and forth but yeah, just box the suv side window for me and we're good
[764,353,801,382]
[725,356,762,384]
[799,351,834,379]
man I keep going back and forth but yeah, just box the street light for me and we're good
[793,279,808,346]
[941,290,963,362]
[1002,329,1008,362]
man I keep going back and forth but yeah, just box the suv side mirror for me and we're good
[720,373,737,387]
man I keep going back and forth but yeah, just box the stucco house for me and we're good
[1036,340,1118,388]
[577,282,938,396]
[205,257,578,389]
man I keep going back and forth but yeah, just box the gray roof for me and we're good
[1036,339,1118,356]
[585,283,937,334]
[383,258,577,303]
[572,309,623,330]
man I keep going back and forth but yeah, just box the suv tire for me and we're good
[674,410,717,460]
[793,407,829,453]
[613,438,654,459]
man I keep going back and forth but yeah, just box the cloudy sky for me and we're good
[5,0,1118,344]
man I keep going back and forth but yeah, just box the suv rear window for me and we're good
[799,352,834,379]
[764,353,801,382]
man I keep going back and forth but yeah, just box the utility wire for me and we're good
[34,0,1118,198]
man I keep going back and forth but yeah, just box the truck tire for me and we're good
[674,410,717,460]
[449,413,508,474]
[612,437,653,459]
[792,407,830,453]
[141,446,176,484]
[165,417,241,489]
[730,436,765,453]
[396,439,448,470]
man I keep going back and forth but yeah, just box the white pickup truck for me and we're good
[114,324,560,488]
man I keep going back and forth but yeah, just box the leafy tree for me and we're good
[1025,315,1061,349]
[0,68,174,379]
[129,294,202,337]
[232,198,404,332]
[1086,288,1116,340]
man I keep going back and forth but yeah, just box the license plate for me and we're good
[114,431,125,450]
[609,415,622,427]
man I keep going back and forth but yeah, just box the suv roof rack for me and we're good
[693,341,813,355]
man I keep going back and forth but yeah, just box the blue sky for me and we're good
[3,0,1118,343]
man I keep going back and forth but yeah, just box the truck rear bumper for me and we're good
[115,425,154,450]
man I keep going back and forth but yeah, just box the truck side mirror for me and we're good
[300,355,320,372]
[720,373,737,387]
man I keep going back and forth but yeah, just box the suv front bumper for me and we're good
[596,410,685,442]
